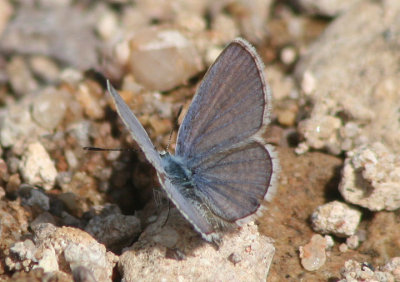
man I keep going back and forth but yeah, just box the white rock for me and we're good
[339,260,395,282]
[295,1,400,155]
[339,142,400,211]
[299,234,327,271]
[127,28,203,91]
[311,201,361,237]
[296,0,361,17]
[19,142,57,191]
[119,208,275,281]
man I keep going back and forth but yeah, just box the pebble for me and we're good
[340,142,400,211]
[299,234,327,271]
[127,28,203,91]
[19,142,58,191]
[18,185,50,211]
[311,201,361,237]
[7,224,118,281]
[85,205,141,251]
[6,56,38,97]
[31,88,68,131]
[29,56,61,83]
[346,235,360,249]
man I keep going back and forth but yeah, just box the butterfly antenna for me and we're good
[166,105,183,151]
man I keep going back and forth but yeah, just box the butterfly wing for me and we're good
[108,81,221,242]
[107,81,164,172]
[175,38,278,225]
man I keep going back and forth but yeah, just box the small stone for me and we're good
[0,7,99,70]
[382,257,400,281]
[324,235,335,249]
[96,10,118,41]
[339,243,348,253]
[339,142,400,211]
[0,0,13,36]
[31,88,68,131]
[339,260,391,282]
[128,28,203,91]
[280,46,297,65]
[19,142,58,191]
[277,109,297,127]
[230,0,273,43]
[18,185,50,211]
[311,201,361,237]
[299,234,327,271]
[228,252,242,265]
[29,56,60,83]
[72,266,97,282]
[300,71,316,95]
[65,150,79,170]
[6,56,38,97]
[76,83,105,120]
[0,101,47,148]
[296,0,359,17]
[85,206,141,251]
[346,235,360,249]
[211,14,239,43]
[204,46,223,66]
[5,173,20,196]
[298,114,342,154]
[175,13,206,33]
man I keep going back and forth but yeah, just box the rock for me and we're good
[0,200,30,253]
[299,234,327,271]
[360,212,400,266]
[295,1,400,155]
[0,7,99,70]
[76,82,105,120]
[228,0,273,43]
[382,257,400,281]
[0,0,12,37]
[19,142,58,191]
[28,55,61,83]
[7,223,118,281]
[0,97,47,148]
[339,142,400,211]
[339,260,395,282]
[85,204,141,252]
[127,28,203,91]
[31,88,69,131]
[18,184,50,211]
[211,14,239,44]
[295,0,361,17]
[346,235,360,250]
[119,208,275,281]
[311,201,361,237]
[6,56,38,97]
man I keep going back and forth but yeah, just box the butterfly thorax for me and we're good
[160,152,194,188]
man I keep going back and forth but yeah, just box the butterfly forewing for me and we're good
[107,81,165,173]
[175,39,270,168]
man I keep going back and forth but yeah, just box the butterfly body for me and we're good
[107,38,279,243]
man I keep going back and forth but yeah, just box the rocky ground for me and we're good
[0,0,399,281]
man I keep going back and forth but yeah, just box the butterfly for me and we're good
[107,38,279,243]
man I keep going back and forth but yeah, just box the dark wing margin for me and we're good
[107,80,164,172]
